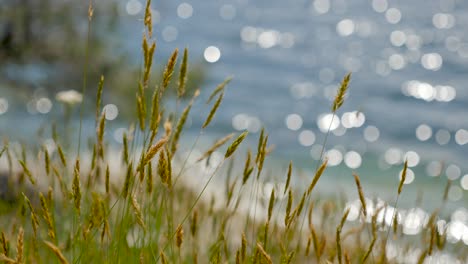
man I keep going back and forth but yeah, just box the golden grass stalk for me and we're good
[87,1,93,20]
[305,234,312,256]
[157,150,168,185]
[105,164,110,194]
[160,251,168,264]
[241,233,247,262]
[202,92,223,129]
[136,93,146,131]
[256,242,273,264]
[0,254,15,263]
[353,173,367,217]
[361,236,376,263]
[242,149,254,184]
[197,133,234,162]
[146,162,153,194]
[165,147,173,189]
[122,132,129,165]
[149,89,161,134]
[417,249,428,264]
[143,137,168,166]
[332,73,351,112]
[178,48,188,98]
[206,76,233,103]
[144,0,152,37]
[95,75,104,122]
[392,211,399,235]
[255,128,265,165]
[293,192,307,220]
[96,110,106,158]
[310,226,320,261]
[307,159,328,196]
[162,49,179,90]
[22,194,38,239]
[176,225,184,248]
[57,144,67,167]
[44,147,50,175]
[19,160,35,185]
[398,160,408,194]
[428,225,435,256]
[43,241,69,264]
[0,231,8,256]
[336,208,350,264]
[39,193,55,241]
[190,210,198,237]
[284,161,292,195]
[72,159,81,214]
[131,195,147,232]
[267,189,275,221]
[285,189,293,226]
[122,163,133,198]
[225,131,248,159]
[164,118,172,138]
[15,227,23,264]
[443,180,451,202]
[143,40,156,87]
[344,252,351,264]
[256,135,268,178]
[172,91,199,154]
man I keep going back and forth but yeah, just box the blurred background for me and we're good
[1,0,468,242]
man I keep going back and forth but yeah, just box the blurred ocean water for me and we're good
[113,0,468,201]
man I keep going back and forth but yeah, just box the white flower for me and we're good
[55,90,83,105]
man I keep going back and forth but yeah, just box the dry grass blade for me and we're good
[353,173,367,217]
[336,208,350,264]
[307,159,328,196]
[176,225,184,248]
[206,76,233,103]
[284,161,292,195]
[171,92,197,154]
[57,144,67,167]
[143,137,168,166]
[197,133,234,162]
[398,160,408,194]
[149,92,161,138]
[72,159,81,214]
[19,160,35,185]
[256,242,273,264]
[1,231,8,256]
[178,48,188,98]
[136,94,146,131]
[122,163,133,198]
[202,92,223,129]
[97,110,106,158]
[39,193,55,241]
[225,131,248,159]
[162,49,179,89]
[332,73,351,112]
[131,195,147,231]
[44,147,50,175]
[95,75,104,121]
[285,189,293,226]
[15,227,23,264]
[144,0,152,37]
[0,254,15,263]
[43,241,69,264]
[267,189,275,221]
[241,150,253,185]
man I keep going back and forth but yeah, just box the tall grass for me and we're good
[0,1,466,264]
